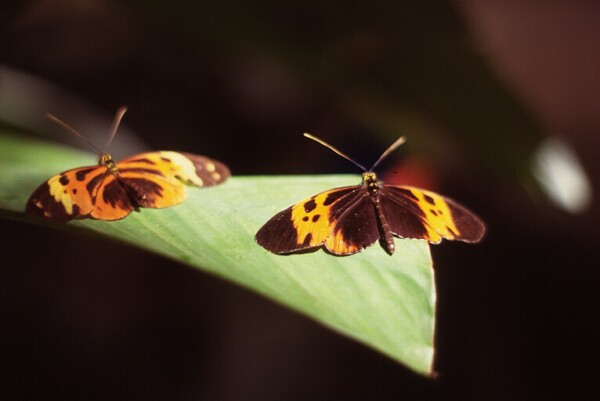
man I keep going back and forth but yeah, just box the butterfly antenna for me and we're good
[369,136,406,171]
[46,113,103,154]
[106,105,127,150]
[303,133,367,171]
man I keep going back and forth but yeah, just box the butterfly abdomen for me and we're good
[372,195,396,255]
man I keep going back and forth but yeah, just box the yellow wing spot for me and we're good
[158,151,203,187]
[290,192,335,247]
[411,189,459,241]
[205,162,216,172]
[212,172,221,181]
[48,176,74,215]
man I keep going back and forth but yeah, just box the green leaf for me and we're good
[0,133,436,375]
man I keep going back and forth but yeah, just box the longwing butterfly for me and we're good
[26,106,229,221]
[255,134,485,255]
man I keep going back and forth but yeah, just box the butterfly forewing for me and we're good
[255,186,359,254]
[381,185,485,243]
[429,192,486,243]
[178,152,230,187]
[325,189,380,255]
[26,165,108,221]
[118,151,230,188]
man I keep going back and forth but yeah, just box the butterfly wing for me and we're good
[324,188,380,255]
[88,172,137,220]
[256,186,380,255]
[118,151,230,188]
[379,185,485,243]
[26,165,109,221]
[114,151,229,211]
[177,152,230,187]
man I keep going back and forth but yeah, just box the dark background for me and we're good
[1,1,599,400]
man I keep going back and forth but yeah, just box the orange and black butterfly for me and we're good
[26,106,229,222]
[255,134,485,256]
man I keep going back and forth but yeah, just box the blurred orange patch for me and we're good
[380,156,439,190]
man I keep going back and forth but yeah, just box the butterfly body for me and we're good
[27,150,229,222]
[361,172,396,254]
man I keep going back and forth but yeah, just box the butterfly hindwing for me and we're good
[325,189,380,255]
[380,185,485,243]
[89,172,137,220]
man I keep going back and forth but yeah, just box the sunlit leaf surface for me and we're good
[0,133,436,375]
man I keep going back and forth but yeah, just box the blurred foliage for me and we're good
[2,0,543,181]
[138,0,542,177]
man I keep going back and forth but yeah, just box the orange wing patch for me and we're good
[28,166,106,220]
[289,191,337,248]
[88,172,137,220]
[46,169,96,216]
[325,229,361,255]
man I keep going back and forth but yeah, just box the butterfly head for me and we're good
[362,171,380,193]
[99,153,117,172]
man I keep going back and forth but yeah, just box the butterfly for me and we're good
[26,106,230,222]
[255,133,485,255]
